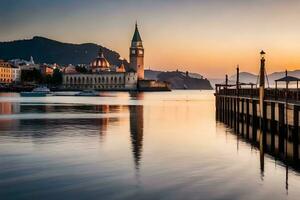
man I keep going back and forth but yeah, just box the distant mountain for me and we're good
[268,70,300,82]
[144,69,162,80]
[210,70,300,88]
[145,70,212,90]
[0,36,128,67]
[230,72,258,84]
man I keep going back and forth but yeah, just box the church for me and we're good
[62,23,145,90]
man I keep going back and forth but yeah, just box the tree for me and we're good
[52,68,63,85]
[21,68,42,84]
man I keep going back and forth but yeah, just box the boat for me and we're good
[75,90,99,96]
[20,86,52,97]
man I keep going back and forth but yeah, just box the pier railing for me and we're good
[215,84,300,102]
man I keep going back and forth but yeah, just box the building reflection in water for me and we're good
[94,105,110,142]
[0,100,20,130]
[0,102,122,140]
[129,105,144,170]
[0,93,20,115]
[129,92,144,170]
[0,95,145,173]
[94,104,127,143]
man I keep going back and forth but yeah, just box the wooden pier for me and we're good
[215,51,300,163]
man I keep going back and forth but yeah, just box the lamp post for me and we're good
[259,50,266,161]
[225,74,228,95]
[259,51,266,112]
[260,50,265,88]
[236,65,239,96]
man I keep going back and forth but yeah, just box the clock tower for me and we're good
[130,23,144,80]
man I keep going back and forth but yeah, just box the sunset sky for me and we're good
[1,0,300,78]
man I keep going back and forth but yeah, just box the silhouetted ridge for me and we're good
[145,70,212,90]
[0,36,129,68]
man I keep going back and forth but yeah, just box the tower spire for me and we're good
[129,22,144,80]
[132,22,142,42]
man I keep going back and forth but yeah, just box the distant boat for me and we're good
[20,86,52,97]
[75,90,99,96]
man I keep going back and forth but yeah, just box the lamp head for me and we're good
[260,50,266,59]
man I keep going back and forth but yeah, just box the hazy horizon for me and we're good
[1,0,300,78]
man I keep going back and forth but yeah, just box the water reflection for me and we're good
[0,97,145,175]
[2,91,300,199]
[129,105,144,170]
[218,111,300,193]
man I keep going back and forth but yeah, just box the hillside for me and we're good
[0,36,129,67]
[230,72,258,84]
[145,70,212,90]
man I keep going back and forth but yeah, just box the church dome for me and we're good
[90,48,110,72]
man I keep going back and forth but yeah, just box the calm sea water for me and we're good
[0,91,300,200]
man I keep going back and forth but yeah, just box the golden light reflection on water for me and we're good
[0,91,300,199]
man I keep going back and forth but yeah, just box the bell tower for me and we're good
[130,23,144,80]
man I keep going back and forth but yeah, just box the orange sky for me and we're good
[1,0,300,78]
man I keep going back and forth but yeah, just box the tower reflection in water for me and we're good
[129,92,144,170]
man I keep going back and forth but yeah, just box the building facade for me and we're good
[62,71,137,90]
[62,24,145,90]
[0,60,13,84]
[11,66,21,83]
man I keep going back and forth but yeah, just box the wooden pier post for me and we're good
[259,51,266,150]
[223,97,226,123]
[236,98,240,133]
[246,99,250,139]
[227,97,230,125]
[231,98,234,128]
[241,98,245,136]
[220,97,224,122]
[293,106,299,161]
[229,98,232,127]
[278,103,285,154]
[233,98,237,130]
[270,102,276,151]
[252,100,258,141]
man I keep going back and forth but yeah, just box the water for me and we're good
[0,91,300,200]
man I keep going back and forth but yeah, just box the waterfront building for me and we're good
[62,23,170,91]
[10,56,39,71]
[62,24,144,90]
[40,64,54,76]
[11,66,21,83]
[130,23,144,80]
[0,60,13,84]
[10,56,35,66]
[62,48,137,90]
